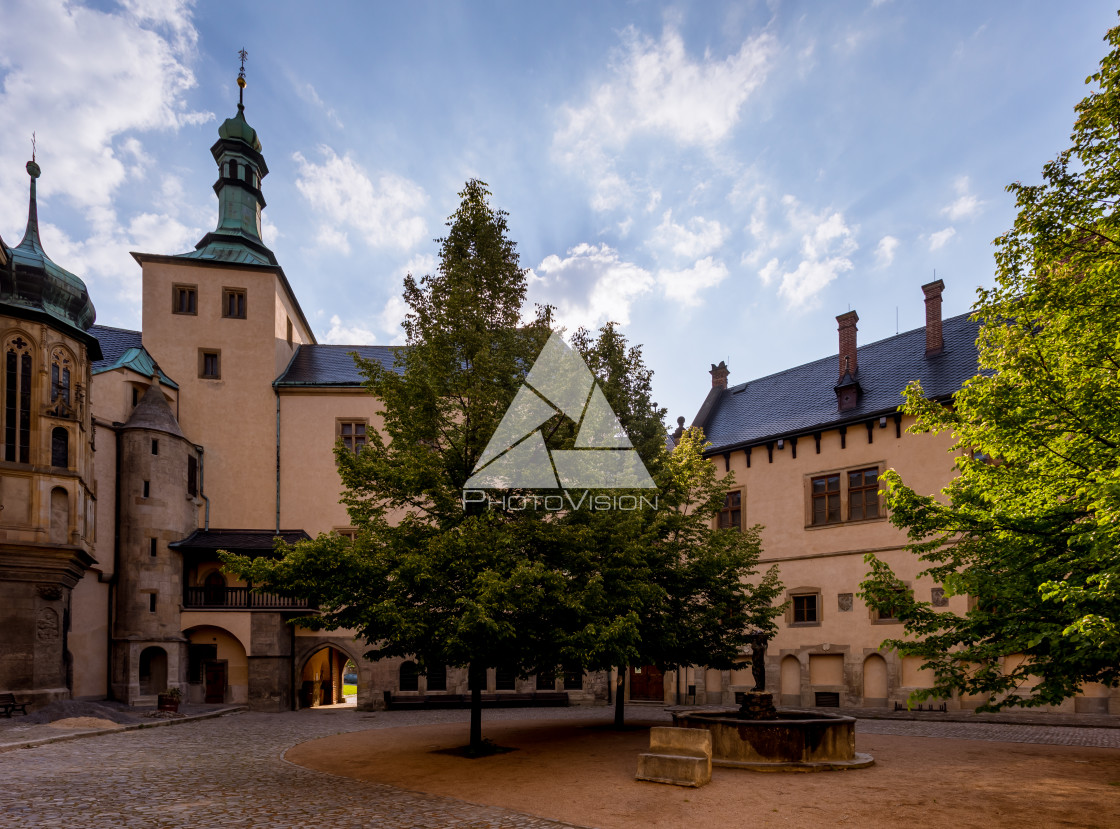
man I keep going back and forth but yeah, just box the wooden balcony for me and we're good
[183,586,314,610]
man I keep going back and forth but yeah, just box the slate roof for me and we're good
[274,344,404,387]
[88,324,177,387]
[169,529,312,552]
[696,311,983,453]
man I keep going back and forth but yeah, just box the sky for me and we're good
[0,0,1117,424]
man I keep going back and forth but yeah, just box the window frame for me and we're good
[804,462,886,529]
[337,419,368,455]
[786,587,822,627]
[847,467,881,521]
[221,287,247,320]
[172,284,198,316]
[198,349,221,380]
[810,473,841,526]
[719,489,743,531]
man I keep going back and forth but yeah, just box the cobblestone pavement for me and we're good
[0,707,617,829]
[855,717,1120,748]
[3,704,1118,828]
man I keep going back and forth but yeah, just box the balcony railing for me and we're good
[183,586,314,610]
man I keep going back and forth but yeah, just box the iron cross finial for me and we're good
[238,49,248,74]
[31,131,36,162]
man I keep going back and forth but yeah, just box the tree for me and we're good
[860,22,1120,710]
[225,180,558,753]
[555,325,785,726]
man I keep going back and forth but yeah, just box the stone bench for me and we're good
[636,726,712,787]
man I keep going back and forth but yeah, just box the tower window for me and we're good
[149,593,157,613]
[50,353,73,416]
[222,288,246,319]
[173,284,197,315]
[4,338,32,464]
[199,350,221,380]
[142,480,150,498]
[151,438,159,455]
[188,455,198,497]
[150,538,157,557]
[51,427,69,468]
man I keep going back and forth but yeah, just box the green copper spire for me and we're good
[178,49,277,267]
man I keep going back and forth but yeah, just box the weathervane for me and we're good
[237,48,248,107]
[31,131,36,162]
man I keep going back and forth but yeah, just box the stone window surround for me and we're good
[803,461,888,530]
[198,348,221,380]
[870,580,910,625]
[172,283,197,315]
[221,287,247,320]
[786,586,822,627]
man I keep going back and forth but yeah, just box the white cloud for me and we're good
[929,227,956,250]
[294,81,344,129]
[324,314,377,345]
[293,146,427,250]
[380,254,435,344]
[649,211,728,260]
[0,0,209,217]
[874,235,899,268]
[529,243,654,331]
[753,196,859,309]
[942,175,983,221]
[554,25,776,210]
[657,257,729,307]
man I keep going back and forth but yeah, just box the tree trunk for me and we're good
[614,665,626,728]
[469,663,483,752]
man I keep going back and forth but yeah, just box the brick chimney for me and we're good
[836,311,858,379]
[710,361,729,389]
[922,279,945,356]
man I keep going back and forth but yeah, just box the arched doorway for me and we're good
[184,625,249,705]
[138,646,167,696]
[299,645,357,708]
[863,654,888,706]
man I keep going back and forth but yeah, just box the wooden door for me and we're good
[629,665,665,701]
[204,661,227,704]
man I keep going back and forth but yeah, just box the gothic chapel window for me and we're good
[3,336,32,463]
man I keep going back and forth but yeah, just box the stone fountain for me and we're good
[672,633,874,772]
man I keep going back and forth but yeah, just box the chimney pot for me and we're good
[710,361,729,390]
[922,279,945,356]
[836,311,859,379]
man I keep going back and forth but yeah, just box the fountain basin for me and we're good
[672,709,873,772]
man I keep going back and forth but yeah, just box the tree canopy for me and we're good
[860,22,1120,710]
[224,179,782,749]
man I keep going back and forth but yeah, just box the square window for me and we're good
[173,284,197,315]
[719,490,742,530]
[199,350,221,379]
[792,594,818,624]
[338,420,368,454]
[222,288,246,319]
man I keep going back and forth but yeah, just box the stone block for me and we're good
[636,727,712,787]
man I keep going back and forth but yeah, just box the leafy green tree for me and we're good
[860,23,1120,710]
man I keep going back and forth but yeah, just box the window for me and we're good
[426,664,447,692]
[338,420,367,454]
[719,490,742,530]
[222,288,246,319]
[173,284,197,315]
[4,336,32,463]
[187,456,198,497]
[848,468,880,520]
[873,585,909,624]
[811,474,841,525]
[142,480,150,498]
[132,387,140,407]
[495,666,517,691]
[563,669,584,690]
[399,661,419,691]
[334,528,357,541]
[792,593,819,624]
[50,352,73,417]
[286,317,293,348]
[151,438,159,455]
[149,593,157,613]
[150,538,157,557]
[199,350,221,379]
[51,427,68,468]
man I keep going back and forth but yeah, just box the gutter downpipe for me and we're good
[275,388,281,534]
[195,444,210,530]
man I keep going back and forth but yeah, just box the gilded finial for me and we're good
[237,49,248,108]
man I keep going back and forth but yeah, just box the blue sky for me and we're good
[1,0,1116,423]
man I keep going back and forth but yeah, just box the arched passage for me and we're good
[863,654,888,706]
[184,625,249,705]
[138,646,167,695]
[298,644,359,709]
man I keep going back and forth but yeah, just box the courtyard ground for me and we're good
[0,704,1118,828]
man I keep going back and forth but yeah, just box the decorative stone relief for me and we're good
[36,583,63,601]
[931,587,948,607]
[837,593,853,612]
[37,607,60,640]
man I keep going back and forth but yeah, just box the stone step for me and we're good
[636,751,711,787]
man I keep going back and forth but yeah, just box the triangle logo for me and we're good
[464,332,656,490]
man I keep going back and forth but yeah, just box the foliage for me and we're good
[860,23,1120,710]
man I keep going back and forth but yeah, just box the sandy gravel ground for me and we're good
[286,715,1120,829]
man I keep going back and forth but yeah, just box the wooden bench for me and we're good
[0,693,28,717]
